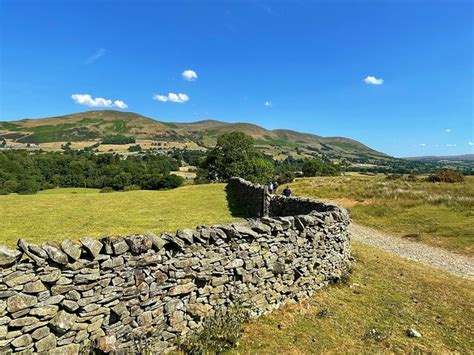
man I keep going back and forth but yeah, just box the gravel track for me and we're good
[349,223,474,280]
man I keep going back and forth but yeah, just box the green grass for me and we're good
[236,242,474,354]
[0,184,240,247]
[289,176,474,255]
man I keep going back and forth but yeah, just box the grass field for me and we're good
[289,175,474,255]
[236,242,474,354]
[0,184,240,247]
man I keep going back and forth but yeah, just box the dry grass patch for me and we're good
[289,176,474,255]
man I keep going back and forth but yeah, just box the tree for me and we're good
[302,158,340,177]
[200,132,274,184]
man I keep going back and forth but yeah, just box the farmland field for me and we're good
[0,184,241,247]
[289,175,474,256]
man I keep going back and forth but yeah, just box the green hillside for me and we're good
[0,110,391,161]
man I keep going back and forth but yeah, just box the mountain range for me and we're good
[0,110,391,162]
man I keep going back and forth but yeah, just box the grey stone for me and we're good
[5,273,35,287]
[31,325,50,340]
[61,300,79,312]
[7,293,37,313]
[112,238,129,255]
[9,316,39,327]
[168,282,196,296]
[36,333,56,352]
[0,326,7,339]
[36,295,64,307]
[49,310,76,334]
[23,280,47,293]
[30,305,58,318]
[40,269,61,283]
[11,334,32,348]
[0,246,22,267]
[186,303,212,317]
[17,239,46,265]
[42,244,68,265]
[125,235,152,254]
[80,237,103,258]
[60,239,82,261]
[407,328,422,338]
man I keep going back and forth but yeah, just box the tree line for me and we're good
[0,150,183,195]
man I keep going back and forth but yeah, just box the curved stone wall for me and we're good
[0,178,351,353]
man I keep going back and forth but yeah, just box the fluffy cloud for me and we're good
[364,75,384,85]
[445,128,452,133]
[71,94,128,109]
[153,93,189,103]
[469,142,474,146]
[418,143,426,147]
[264,101,272,107]
[182,70,198,81]
[446,144,457,147]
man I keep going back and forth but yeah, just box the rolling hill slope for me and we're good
[0,110,391,161]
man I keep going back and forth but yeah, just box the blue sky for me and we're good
[0,0,472,157]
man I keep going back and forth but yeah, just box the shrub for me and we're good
[278,171,295,184]
[426,169,464,183]
[100,187,115,193]
[128,144,142,152]
[16,180,40,195]
[179,305,249,354]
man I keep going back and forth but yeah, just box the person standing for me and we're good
[273,180,279,194]
[267,181,274,194]
[283,185,292,197]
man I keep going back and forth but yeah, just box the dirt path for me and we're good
[349,223,474,280]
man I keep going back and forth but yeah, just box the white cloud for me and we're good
[71,94,128,109]
[264,101,272,107]
[446,144,457,147]
[445,128,452,133]
[468,142,474,146]
[153,92,189,103]
[182,70,198,81]
[418,143,426,147]
[364,75,384,85]
[113,100,128,109]
[85,48,106,64]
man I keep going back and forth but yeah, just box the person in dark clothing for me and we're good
[283,186,292,197]
[272,180,279,194]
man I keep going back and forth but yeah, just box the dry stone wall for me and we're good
[0,178,351,354]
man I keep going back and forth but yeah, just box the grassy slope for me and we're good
[1,110,389,160]
[236,242,474,354]
[289,176,474,255]
[0,184,240,247]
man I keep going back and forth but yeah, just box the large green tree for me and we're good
[302,158,340,177]
[199,132,274,184]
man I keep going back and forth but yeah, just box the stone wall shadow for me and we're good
[225,184,252,218]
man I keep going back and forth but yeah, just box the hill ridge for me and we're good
[0,109,391,161]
